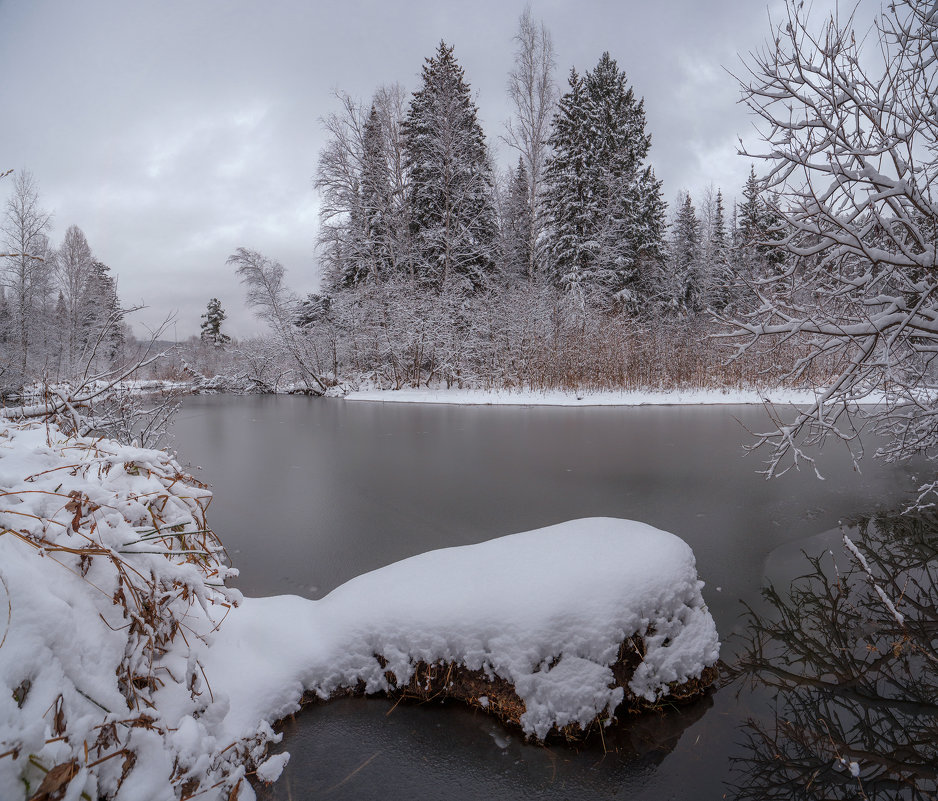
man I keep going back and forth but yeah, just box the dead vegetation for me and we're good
[0,420,272,801]
[300,634,718,746]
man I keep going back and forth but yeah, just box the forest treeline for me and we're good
[0,9,844,397]
[214,11,804,393]
[0,170,127,393]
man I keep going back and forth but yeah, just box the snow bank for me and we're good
[0,420,266,801]
[17,379,188,403]
[202,518,720,742]
[344,386,849,406]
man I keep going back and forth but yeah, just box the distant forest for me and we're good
[204,10,803,394]
[0,10,794,397]
[0,171,128,392]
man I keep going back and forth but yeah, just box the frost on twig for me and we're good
[723,1,938,498]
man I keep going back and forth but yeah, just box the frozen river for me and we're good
[170,395,926,799]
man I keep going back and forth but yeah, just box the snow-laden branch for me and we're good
[725,0,938,494]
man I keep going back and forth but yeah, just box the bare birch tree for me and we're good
[56,223,95,371]
[227,247,328,393]
[1,171,52,383]
[504,5,557,281]
[316,86,411,289]
[726,0,938,496]
[316,92,370,289]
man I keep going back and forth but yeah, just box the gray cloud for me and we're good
[3,0,837,339]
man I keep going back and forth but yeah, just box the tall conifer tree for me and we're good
[200,297,230,347]
[671,192,701,314]
[543,53,666,306]
[81,260,123,359]
[403,41,498,291]
[705,189,737,312]
[737,166,785,276]
[711,190,727,256]
[359,104,395,279]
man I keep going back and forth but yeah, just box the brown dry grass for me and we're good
[0,424,254,800]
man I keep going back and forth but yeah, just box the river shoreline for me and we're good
[343,386,833,406]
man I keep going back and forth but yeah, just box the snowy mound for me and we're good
[0,421,274,801]
[204,518,720,742]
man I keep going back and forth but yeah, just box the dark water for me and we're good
[170,396,928,800]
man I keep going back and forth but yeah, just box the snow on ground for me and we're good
[0,420,264,801]
[344,386,861,406]
[18,379,188,401]
[0,418,719,799]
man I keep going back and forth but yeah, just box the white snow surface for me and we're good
[202,518,720,742]
[0,418,720,799]
[0,420,259,801]
[344,386,877,406]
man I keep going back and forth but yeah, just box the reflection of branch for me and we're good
[843,532,907,627]
[727,510,938,800]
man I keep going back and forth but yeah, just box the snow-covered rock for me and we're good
[203,518,721,742]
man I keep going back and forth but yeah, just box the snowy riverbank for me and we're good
[0,421,719,800]
[344,386,839,406]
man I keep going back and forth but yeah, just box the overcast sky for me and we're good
[0,0,841,339]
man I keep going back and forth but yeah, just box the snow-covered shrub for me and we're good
[0,420,275,801]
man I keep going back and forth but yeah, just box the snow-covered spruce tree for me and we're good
[669,192,702,316]
[403,41,498,292]
[703,188,737,313]
[359,104,397,279]
[200,297,231,346]
[728,0,938,492]
[736,165,786,279]
[543,53,667,308]
[76,259,124,372]
[711,190,727,258]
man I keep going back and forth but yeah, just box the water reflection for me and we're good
[257,694,715,801]
[728,511,938,800]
